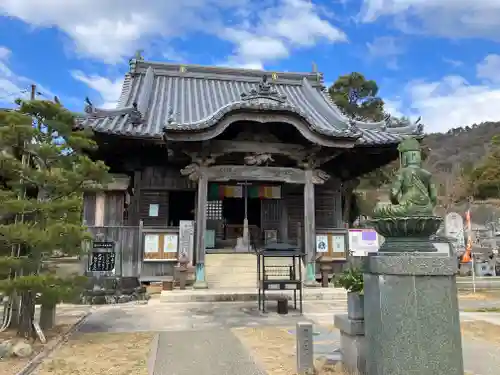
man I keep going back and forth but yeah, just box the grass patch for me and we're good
[36,332,154,375]
[461,320,500,344]
[0,314,84,375]
[234,326,476,375]
[232,326,350,375]
[459,291,500,301]
[462,307,500,313]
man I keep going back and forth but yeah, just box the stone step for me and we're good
[160,287,347,303]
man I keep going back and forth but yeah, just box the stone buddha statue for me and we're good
[373,137,438,218]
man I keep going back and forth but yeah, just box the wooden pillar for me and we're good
[193,169,208,289]
[94,192,106,227]
[304,170,319,286]
[280,200,288,242]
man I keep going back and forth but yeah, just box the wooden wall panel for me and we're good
[261,199,282,235]
[104,192,125,226]
[285,191,304,243]
[140,262,175,279]
[82,193,96,226]
[140,166,196,190]
[127,170,141,226]
[315,185,342,229]
[139,190,169,227]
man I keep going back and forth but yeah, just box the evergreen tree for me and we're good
[328,72,385,121]
[0,99,110,337]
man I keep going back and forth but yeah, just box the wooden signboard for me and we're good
[143,233,179,261]
[178,221,194,265]
[88,240,116,272]
[89,252,116,271]
[315,232,348,259]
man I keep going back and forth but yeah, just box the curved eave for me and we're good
[162,99,359,138]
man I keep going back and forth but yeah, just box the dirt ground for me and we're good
[461,320,500,344]
[35,332,154,375]
[459,290,500,301]
[233,326,348,375]
[234,326,478,375]
[0,314,84,375]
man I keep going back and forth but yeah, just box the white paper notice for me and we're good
[149,204,159,217]
[144,234,159,253]
[332,235,345,253]
[163,234,178,253]
[316,235,328,253]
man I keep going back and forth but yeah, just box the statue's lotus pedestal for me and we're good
[364,216,464,375]
[371,215,442,253]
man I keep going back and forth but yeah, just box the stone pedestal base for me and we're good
[193,263,208,289]
[304,262,320,287]
[335,314,366,375]
[363,254,464,375]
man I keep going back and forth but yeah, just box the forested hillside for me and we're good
[423,122,500,173]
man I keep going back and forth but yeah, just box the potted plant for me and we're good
[334,267,364,320]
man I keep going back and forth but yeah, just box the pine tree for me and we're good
[0,99,110,338]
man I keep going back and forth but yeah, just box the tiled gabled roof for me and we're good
[79,59,422,146]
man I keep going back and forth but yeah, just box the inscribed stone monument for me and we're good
[444,212,465,251]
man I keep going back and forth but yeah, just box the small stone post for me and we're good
[296,321,315,375]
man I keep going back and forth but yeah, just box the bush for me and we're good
[334,267,364,293]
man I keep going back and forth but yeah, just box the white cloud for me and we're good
[443,58,463,68]
[71,71,123,109]
[366,36,403,70]
[384,98,405,119]
[0,0,344,68]
[0,46,11,60]
[392,55,500,133]
[0,0,249,64]
[222,0,346,68]
[359,0,500,40]
[477,54,500,83]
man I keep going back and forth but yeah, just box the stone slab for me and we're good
[340,330,366,375]
[364,254,464,375]
[334,314,364,336]
[159,287,347,303]
[364,254,457,275]
[152,329,265,375]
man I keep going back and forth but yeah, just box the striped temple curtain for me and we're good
[208,184,281,200]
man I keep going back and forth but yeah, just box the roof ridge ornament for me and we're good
[240,74,287,103]
[130,102,143,126]
[83,96,143,126]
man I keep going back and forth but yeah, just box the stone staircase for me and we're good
[205,252,305,289]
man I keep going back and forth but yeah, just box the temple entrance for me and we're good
[168,191,195,226]
[222,198,261,226]
[222,198,261,244]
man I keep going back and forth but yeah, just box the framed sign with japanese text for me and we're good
[143,232,178,261]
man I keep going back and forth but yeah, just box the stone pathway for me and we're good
[77,300,345,333]
[152,330,265,375]
[42,301,500,375]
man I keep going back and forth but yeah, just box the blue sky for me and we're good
[0,0,500,133]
